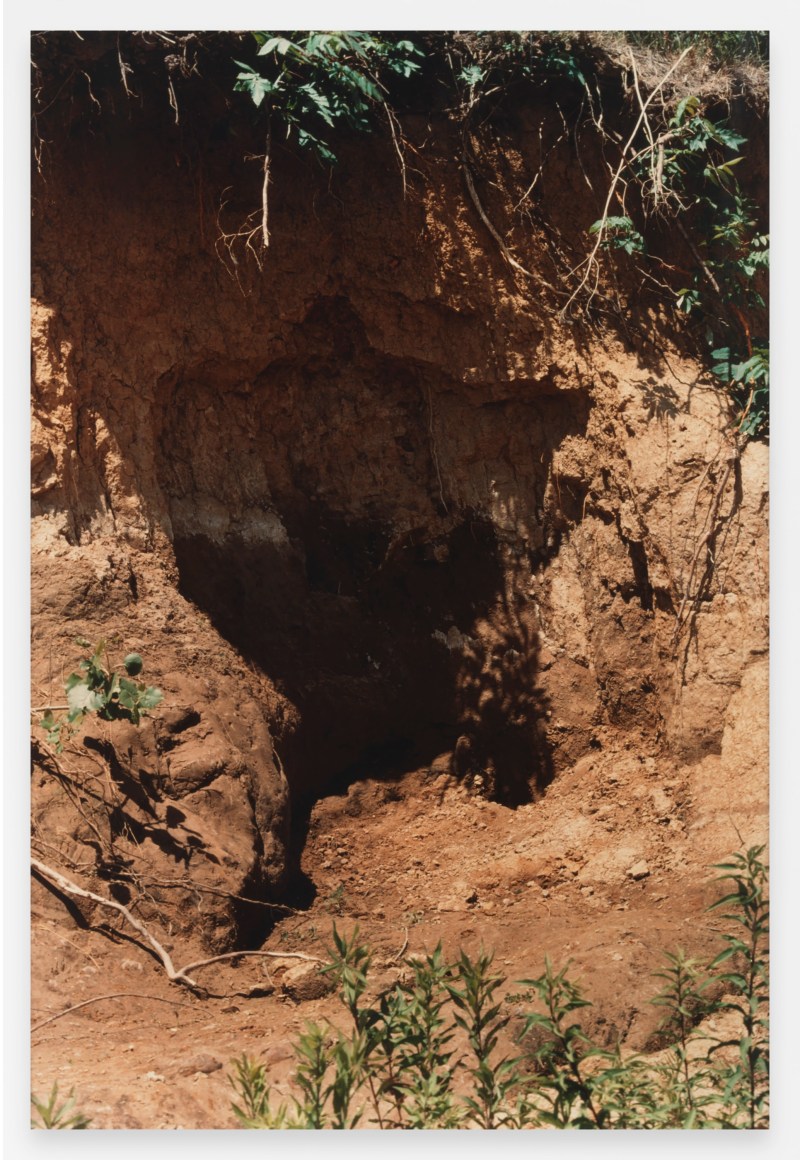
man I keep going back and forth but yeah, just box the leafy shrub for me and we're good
[590,96,769,436]
[233,32,423,165]
[229,846,768,1129]
[39,638,163,752]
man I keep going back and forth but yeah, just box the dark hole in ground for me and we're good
[174,510,553,838]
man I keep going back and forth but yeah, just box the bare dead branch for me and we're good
[31,857,194,988]
[31,992,196,1034]
[31,859,325,995]
[261,124,272,250]
[560,44,694,318]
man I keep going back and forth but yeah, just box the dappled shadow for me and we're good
[452,568,552,806]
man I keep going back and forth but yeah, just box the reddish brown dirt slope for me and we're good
[30,35,768,1128]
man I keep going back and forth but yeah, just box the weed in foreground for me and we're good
[229,846,769,1129]
[30,1083,91,1129]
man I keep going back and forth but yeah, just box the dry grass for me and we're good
[586,31,769,112]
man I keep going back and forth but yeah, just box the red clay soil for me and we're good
[30,33,768,1128]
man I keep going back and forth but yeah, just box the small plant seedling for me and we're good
[31,1083,91,1129]
[39,639,163,752]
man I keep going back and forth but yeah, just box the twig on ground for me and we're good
[391,927,409,963]
[31,858,324,994]
[31,992,196,1034]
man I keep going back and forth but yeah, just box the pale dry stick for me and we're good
[384,103,408,198]
[80,70,102,115]
[117,36,134,99]
[31,857,193,986]
[31,859,325,993]
[214,188,265,285]
[32,992,196,1034]
[390,927,409,964]
[260,124,272,250]
[560,44,694,318]
[167,76,180,125]
[628,49,659,203]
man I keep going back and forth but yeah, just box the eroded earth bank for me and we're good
[30,33,767,1127]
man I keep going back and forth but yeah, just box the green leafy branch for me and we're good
[37,639,163,753]
[232,31,423,251]
[582,68,768,436]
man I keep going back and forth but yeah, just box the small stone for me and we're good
[627,860,650,881]
[264,1042,294,1066]
[143,1072,165,1083]
[177,1053,222,1077]
[282,961,335,1001]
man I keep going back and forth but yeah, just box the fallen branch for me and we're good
[32,857,194,987]
[31,858,325,994]
[31,992,196,1034]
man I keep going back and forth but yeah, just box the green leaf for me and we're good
[66,682,104,718]
[672,95,700,127]
[459,64,484,87]
[258,37,293,56]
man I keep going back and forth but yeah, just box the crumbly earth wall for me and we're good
[31,82,768,950]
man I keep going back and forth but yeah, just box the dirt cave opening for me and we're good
[173,508,554,893]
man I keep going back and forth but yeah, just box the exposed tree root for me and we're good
[31,859,325,995]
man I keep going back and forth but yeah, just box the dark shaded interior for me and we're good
[175,513,509,794]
